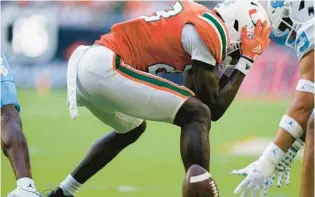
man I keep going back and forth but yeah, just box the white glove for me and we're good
[232,143,285,197]
[270,138,304,187]
[232,158,275,197]
[8,185,41,197]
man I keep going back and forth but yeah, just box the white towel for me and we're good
[67,45,90,119]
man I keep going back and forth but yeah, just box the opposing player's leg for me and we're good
[1,54,40,197]
[1,105,30,179]
[300,111,314,197]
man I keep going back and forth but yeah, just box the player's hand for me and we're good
[8,185,42,197]
[241,20,271,61]
[232,157,276,197]
[270,138,304,187]
[232,161,257,177]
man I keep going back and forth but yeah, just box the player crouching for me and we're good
[47,0,271,196]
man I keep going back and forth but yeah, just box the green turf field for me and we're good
[2,89,301,197]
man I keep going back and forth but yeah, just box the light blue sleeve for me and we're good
[0,53,20,112]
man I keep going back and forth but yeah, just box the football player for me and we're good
[47,1,270,196]
[1,53,41,197]
[232,1,314,197]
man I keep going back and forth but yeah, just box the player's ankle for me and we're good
[16,177,36,188]
[60,175,82,196]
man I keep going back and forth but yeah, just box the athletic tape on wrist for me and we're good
[279,115,304,139]
[296,79,314,94]
[262,143,285,165]
[234,56,253,75]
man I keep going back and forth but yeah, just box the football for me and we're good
[182,165,219,197]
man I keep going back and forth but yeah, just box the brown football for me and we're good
[182,164,219,197]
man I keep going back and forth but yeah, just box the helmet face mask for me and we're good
[272,16,299,48]
[267,0,314,48]
[224,44,241,66]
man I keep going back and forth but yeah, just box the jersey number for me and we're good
[296,32,310,53]
[142,1,184,22]
[148,64,191,75]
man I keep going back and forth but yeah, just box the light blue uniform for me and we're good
[0,53,20,111]
[270,18,314,60]
[295,19,314,60]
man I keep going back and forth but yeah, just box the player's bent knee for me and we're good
[174,97,211,127]
[193,101,211,123]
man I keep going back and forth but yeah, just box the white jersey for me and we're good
[295,18,314,60]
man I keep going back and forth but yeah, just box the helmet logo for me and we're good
[252,44,262,54]
[249,8,258,26]
[271,0,285,8]
[249,8,257,17]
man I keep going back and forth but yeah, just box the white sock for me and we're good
[17,177,36,189]
[60,175,82,196]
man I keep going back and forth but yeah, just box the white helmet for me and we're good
[214,0,270,66]
[267,0,314,48]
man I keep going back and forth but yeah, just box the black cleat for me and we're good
[46,187,73,197]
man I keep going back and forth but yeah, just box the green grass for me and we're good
[2,89,301,197]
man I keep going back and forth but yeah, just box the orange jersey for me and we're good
[95,0,229,74]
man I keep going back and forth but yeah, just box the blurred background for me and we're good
[2,1,301,197]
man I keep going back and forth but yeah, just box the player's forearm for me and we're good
[274,94,313,152]
[219,74,229,87]
[209,70,245,120]
[192,60,246,121]
[208,56,256,120]
[219,67,234,87]
[273,129,297,153]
